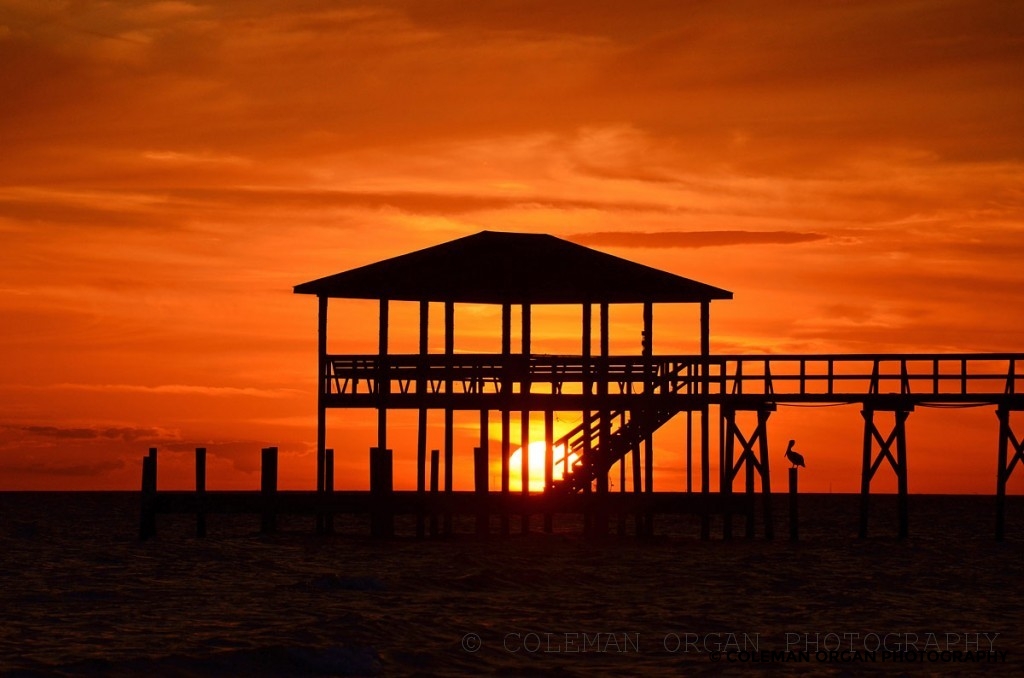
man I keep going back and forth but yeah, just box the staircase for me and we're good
[548,360,694,494]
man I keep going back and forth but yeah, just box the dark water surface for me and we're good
[2,492,1023,676]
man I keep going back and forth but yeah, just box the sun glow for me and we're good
[509,440,570,493]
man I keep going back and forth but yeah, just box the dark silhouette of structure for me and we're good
[139,230,1024,541]
[785,440,806,468]
[293,230,730,537]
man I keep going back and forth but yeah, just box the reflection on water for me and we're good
[1,492,1023,675]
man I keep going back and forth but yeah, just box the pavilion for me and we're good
[294,230,732,535]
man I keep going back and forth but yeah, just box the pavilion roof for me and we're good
[293,231,732,304]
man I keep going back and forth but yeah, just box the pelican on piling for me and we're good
[785,440,806,468]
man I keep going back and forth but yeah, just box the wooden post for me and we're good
[444,300,454,536]
[501,303,511,536]
[745,439,756,539]
[996,406,1009,542]
[700,404,711,540]
[480,408,489,536]
[860,408,912,538]
[700,301,711,541]
[642,301,653,537]
[722,411,734,540]
[582,302,592,536]
[260,446,278,534]
[429,449,440,537]
[544,409,554,533]
[632,437,642,536]
[896,412,909,540]
[417,446,426,538]
[475,446,489,536]
[139,448,157,540]
[370,447,394,537]
[700,301,710,356]
[377,298,389,453]
[195,447,206,538]
[316,295,327,535]
[417,300,429,539]
[859,409,873,539]
[444,442,454,536]
[324,448,335,534]
[594,302,610,537]
[521,411,530,534]
[789,467,799,541]
[758,409,774,541]
[521,303,531,534]
[686,409,693,494]
[501,409,511,536]
[618,413,627,536]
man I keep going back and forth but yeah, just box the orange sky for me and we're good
[1,1,1023,494]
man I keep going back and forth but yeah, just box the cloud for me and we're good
[0,458,126,476]
[12,424,169,441]
[570,230,828,249]
[46,383,302,398]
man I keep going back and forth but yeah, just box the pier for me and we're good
[140,232,1024,540]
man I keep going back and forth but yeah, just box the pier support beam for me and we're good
[996,405,1024,541]
[788,467,799,542]
[544,409,554,533]
[501,303,511,536]
[324,449,334,534]
[139,447,157,540]
[859,407,913,539]
[475,445,489,536]
[642,301,654,536]
[377,299,389,452]
[521,303,531,534]
[370,447,394,537]
[416,300,429,538]
[429,449,440,537]
[443,301,454,536]
[260,446,278,534]
[721,405,775,540]
[195,447,206,538]
[316,296,327,534]
[699,300,711,540]
[593,302,610,537]
[582,302,593,536]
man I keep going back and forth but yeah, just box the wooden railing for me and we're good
[324,353,1024,401]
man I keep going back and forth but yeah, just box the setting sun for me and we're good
[509,440,570,493]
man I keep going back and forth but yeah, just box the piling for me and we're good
[474,446,488,536]
[417,446,426,538]
[370,447,394,537]
[260,446,278,534]
[195,447,206,538]
[139,447,157,540]
[789,467,799,542]
[429,448,439,537]
[324,448,335,534]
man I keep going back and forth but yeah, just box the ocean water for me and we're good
[1,492,1023,676]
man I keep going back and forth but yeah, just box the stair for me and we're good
[548,360,692,494]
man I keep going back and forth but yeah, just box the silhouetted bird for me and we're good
[785,440,806,468]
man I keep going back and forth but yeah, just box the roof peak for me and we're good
[295,230,732,304]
